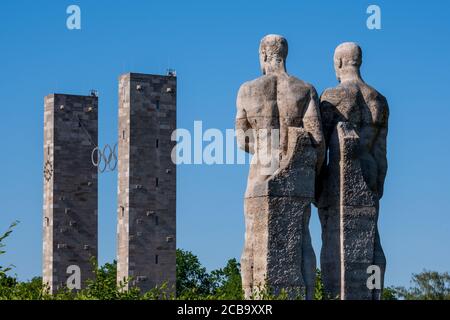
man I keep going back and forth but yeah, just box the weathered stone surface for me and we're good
[318,42,389,300]
[243,196,314,298]
[43,94,98,293]
[117,73,176,294]
[236,35,325,299]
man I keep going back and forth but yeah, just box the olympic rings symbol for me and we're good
[92,143,118,173]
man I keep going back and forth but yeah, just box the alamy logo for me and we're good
[66,265,81,290]
[66,5,81,30]
[171,121,281,175]
[366,5,381,30]
[366,265,381,290]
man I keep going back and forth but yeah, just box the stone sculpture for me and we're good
[317,42,389,300]
[236,34,325,299]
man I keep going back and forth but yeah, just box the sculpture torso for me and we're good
[321,79,389,197]
[237,72,317,197]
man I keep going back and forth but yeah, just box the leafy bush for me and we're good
[387,270,450,300]
[3,222,448,300]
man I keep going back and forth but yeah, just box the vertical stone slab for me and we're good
[43,94,98,293]
[318,122,381,300]
[338,122,378,300]
[243,128,317,299]
[317,123,342,299]
[117,73,176,294]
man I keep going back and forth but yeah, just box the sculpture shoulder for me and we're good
[238,75,277,99]
[361,83,388,107]
[283,75,318,96]
[359,82,389,124]
[320,85,348,106]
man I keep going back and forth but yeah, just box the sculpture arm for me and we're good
[236,84,255,154]
[303,87,325,173]
[320,88,344,148]
[362,92,389,200]
[372,101,389,199]
[316,87,343,204]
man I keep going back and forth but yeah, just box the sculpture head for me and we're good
[334,42,362,83]
[259,34,288,75]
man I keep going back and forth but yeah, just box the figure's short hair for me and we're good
[259,34,288,61]
[334,42,362,68]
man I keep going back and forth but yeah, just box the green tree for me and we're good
[314,269,325,300]
[382,286,398,300]
[176,249,212,298]
[392,270,450,300]
[78,260,141,300]
[210,258,243,299]
[6,219,449,301]
[0,221,19,276]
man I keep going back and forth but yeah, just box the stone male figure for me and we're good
[318,42,389,299]
[236,34,325,299]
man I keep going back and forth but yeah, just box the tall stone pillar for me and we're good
[117,73,176,294]
[43,93,98,293]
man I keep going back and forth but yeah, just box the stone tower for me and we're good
[43,93,98,293]
[117,73,176,293]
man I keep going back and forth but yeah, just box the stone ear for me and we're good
[337,58,343,69]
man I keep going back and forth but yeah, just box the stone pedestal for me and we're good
[242,128,317,299]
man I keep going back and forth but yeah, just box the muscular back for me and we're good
[236,72,324,195]
[320,79,389,198]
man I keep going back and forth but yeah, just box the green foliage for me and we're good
[176,249,213,298]
[176,249,243,299]
[389,270,450,300]
[209,258,243,299]
[381,286,398,300]
[0,221,19,275]
[1,230,246,300]
[3,224,450,300]
[314,269,325,300]
[75,260,141,300]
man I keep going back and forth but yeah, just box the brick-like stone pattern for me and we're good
[43,94,98,293]
[117,73,176,294]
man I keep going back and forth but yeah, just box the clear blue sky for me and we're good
[0,0,449,288]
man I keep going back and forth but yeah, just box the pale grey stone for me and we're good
[236,35,325,299]
[318,42,389,300]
